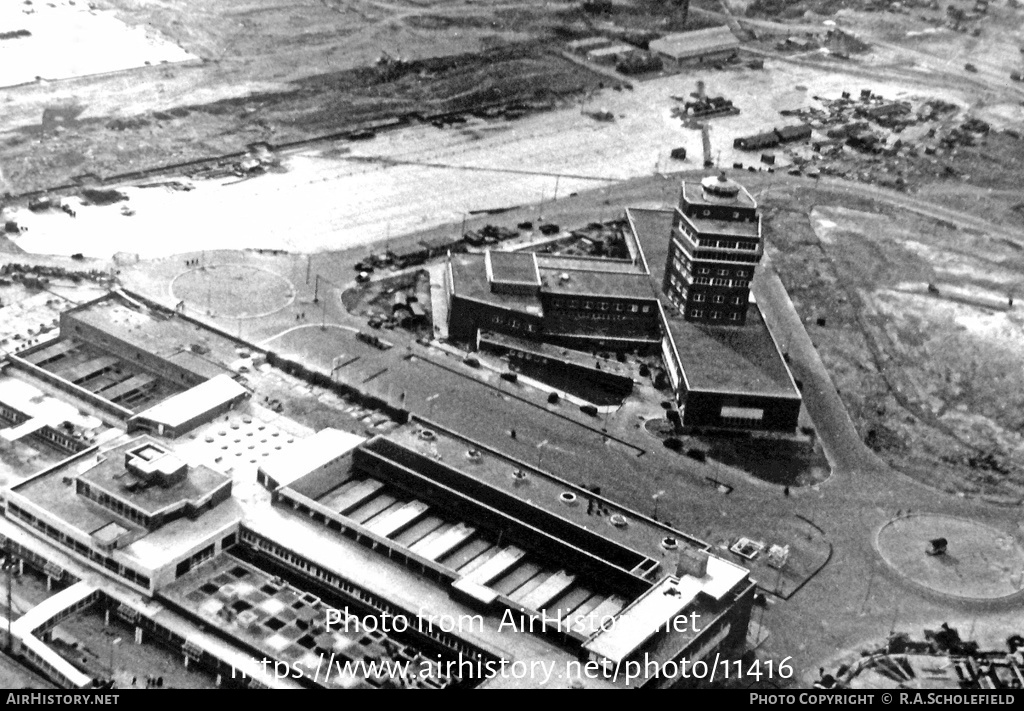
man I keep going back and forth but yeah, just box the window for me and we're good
[731,296,743,305]
[702,209,710,216]
[584,301,593,310]
[728,312,742,321]
[569,300,578,308]
[600,302,609,311]
[697,267,710,275]
[735,280,749,288]
[717,269,730,276]
[712,295,725,304]
[710,311,722,319]
[631,304,639,313]
[693,293,706,303]
[642,305,651,313]
[733,211,740,219]
[712,278,728,286]
[736,270,748,278]
[691,309,704,318]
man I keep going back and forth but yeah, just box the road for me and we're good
[212,165,1024,683]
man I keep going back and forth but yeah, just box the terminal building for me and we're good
[0,254,766,689]
[443,176,802,433]
[444,250,662,351]
[4,436,240,595]
[255,418,757,688]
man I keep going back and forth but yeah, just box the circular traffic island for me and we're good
[171,264,294,319]
[876,513,1024,601]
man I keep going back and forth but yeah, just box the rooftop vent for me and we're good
[418,429,437,442]
[511,469,528,485]
[661,536,679,550]
[465,449,482,462]
[559,272,570,282]
[609,514,628,528]
[559,491,578,506]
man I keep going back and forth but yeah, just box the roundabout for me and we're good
[171,263,295,319]
[876,513,1024,601]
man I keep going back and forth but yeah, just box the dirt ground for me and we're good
[1,0,643,195]
[763,185,1024,504]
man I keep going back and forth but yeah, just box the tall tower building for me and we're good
[661,174,762,325]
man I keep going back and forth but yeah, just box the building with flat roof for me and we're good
[442,176,802,432]
[128,374,249,438]
[5,436,239,594]
[650,26,741,66]
[628,197,802,433]
[60,291,239,387]
[444,248,661,350]
[257,427,365,490]
[478,331,634,405]
[258,418,755,687]
[7,291,251,427]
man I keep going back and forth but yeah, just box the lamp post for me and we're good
[108,636,122,679]
[4,538,13,653]
[652,490,665,520]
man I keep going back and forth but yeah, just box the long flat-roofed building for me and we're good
[444,249,661,350]
[649,26,741,66]
[258,418,755,688]
[128,374,249,438]
[8,291,251,426]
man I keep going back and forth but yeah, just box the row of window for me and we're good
[77,483,152,527]
[689,310,742,321]
[672,253,756,282]
[570,312,632,322]
[0,405,86,456]
[692,294,745,305]
[551,299,651,314]
[6,501,151,588]
[693,251,760,264]
[679,228,758,251]
[490,314,538,332]
[702,267,749,278]
[175,542,216,577]
[690,277,750,288]
[694,208,752,221]
[19,645,90,690]
[697,239,757,250]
